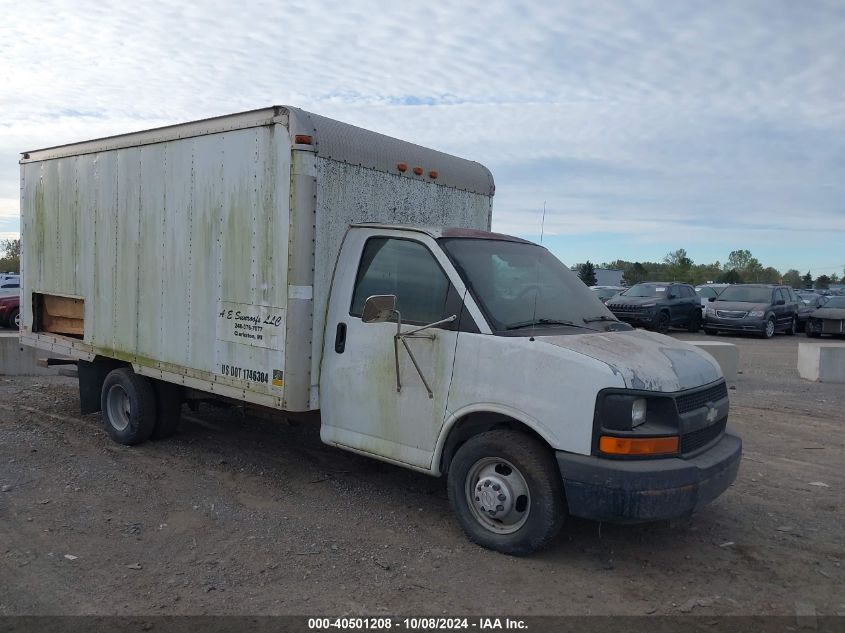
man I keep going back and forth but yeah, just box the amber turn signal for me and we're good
[599,435,679,456]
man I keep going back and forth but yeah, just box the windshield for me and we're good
[716,286,773,303]
[621,283,668,298]
[439,238,629,334]
[592,287,620,300]
[824,297,845,308]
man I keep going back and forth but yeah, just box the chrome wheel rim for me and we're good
[465,457,530,534]
[765,319,775,337]
[13,312,20,328]
[106,384,132,431]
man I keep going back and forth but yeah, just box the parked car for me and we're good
[0,293,20,329]
[795,293,829,332]
[703,284,799,338]
[590,285,624,304]
[695,284,729,310]
[606,282,700,333]
[805,296,845,338]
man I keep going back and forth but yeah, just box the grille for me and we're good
[682,419,726,454]
[675,382,728,414]
[716,310,748,319]
[822,320,844,334]
[609,304,635,312]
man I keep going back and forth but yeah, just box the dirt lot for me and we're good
[1,332,843,616]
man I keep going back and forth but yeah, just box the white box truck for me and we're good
[20,106,741,554]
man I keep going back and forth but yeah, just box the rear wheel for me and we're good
[9,308,20,329]
[101,368,156,445]
[447,430,565,556]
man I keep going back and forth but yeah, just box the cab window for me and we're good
[350,237,450,324]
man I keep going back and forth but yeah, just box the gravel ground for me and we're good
[0,331,843,616]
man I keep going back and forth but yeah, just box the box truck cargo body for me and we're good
[19,106,493,411]
[20,107,740,555]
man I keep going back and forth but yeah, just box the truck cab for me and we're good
[321,224,742,555]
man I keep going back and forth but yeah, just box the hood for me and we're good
[811,307,845,319]
[539,329,722,392]
[711,300,768,312]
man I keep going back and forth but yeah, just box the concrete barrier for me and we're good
[798,342,845,383]
[690,341,739,382]
[0,332,69,376]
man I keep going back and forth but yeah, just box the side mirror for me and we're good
[362,295,396,323]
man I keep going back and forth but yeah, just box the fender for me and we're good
[432,402,563,477]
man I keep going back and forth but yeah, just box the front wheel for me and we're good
[654,311,671,334]
[762,317,775,339]
[447,430,565,556]
[786,316,797,336]
[687,310,701,333]
[806,321,821,338]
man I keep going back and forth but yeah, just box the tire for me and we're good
[9,308,19,330]
[806,321,820,338]
[704,328,717,336]
[447,430,565,556]
[655,311,671,334]
[761,317,775,339]
[100,368,157,445]
[687,310,701,333]
[151,380,183,440]
[785,316,797,336]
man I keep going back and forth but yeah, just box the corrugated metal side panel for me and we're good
[20,125,292,406]
[287,107,495,197]
[310,157,492,407]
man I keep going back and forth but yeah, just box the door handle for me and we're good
[335,322,347,353]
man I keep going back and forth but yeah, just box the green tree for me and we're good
[578,261,597,286]
[0,238,20,274]
[623,262,647,286]
[782,269,802,288]
[663,248,693,282]
[719,269,743,284]
[802,271,813,289]
[815,275,831,290]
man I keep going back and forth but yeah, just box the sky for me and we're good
[1,0,844,277]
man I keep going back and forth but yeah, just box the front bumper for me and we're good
[556,431,741,522]
[611,310,657,327]
[704,316,765,333]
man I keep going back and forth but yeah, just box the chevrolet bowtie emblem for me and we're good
[706,406,719,423]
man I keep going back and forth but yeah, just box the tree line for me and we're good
[576,249,843,290]
[0,239,20,273]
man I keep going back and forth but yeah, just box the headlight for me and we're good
[705,306,715,316]
[631,398,647,427]
[748,310,765,317]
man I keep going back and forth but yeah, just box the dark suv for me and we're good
[703,284,799,338]
[606,282,701,333]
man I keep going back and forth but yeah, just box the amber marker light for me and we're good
[397,163,408,172]
[413,166,424,175]
[428,170,438,179]
[294,134,313,145]
[599,435,679,456]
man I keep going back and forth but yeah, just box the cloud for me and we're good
[1,0,843,273]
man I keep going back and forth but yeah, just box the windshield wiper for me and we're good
[506,319,593,331]
[583,315,618,323]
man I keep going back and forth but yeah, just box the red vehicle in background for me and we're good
[0,294,20,329]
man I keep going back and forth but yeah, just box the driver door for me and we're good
[320,229,461,470]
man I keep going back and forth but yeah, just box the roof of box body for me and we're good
[20,106,494,197]
[350,223,531,243]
